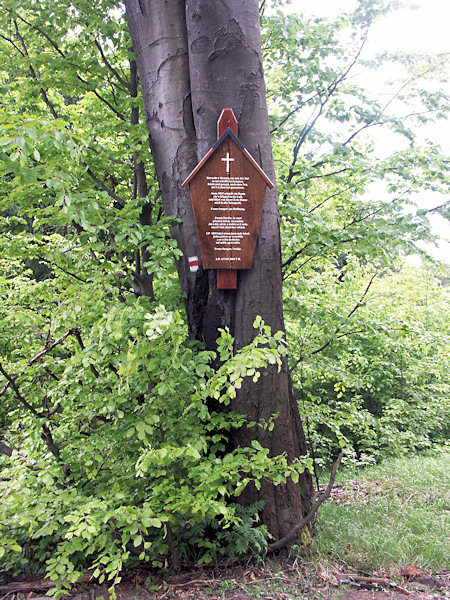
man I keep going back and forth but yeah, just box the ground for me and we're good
[1,561,448,600]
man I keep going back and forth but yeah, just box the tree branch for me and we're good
[424,200,449,214]
[282,232,354,273]
[267,452,343,552]
[83,166,126,207]
[309,186,354,214]
[291,166,349,184]
[0,361,44,417]
[281,185,355,273]
[343,188,411,230]
[73,328,119,378]
[15,11,66,58]
[270,91,322,134]
[36,255,87,283]
[282,255,316,281]
[282,243,311,271]
[382,59,448,113]
[0,441,13,457]
[0,32,25,56]
[282,186,411,278]
[12,20,59,119]
[90,86,126,121]
[87,145,131,167]
[286,29,369,178]
[9,12,129,223]
[0,328,79,398]
[290,273,377,371]
[341,106,441,149]
[288,101,326,181]
[72,330,100,378]
[95,39,130,89]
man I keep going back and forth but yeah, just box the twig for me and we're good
[94,39,130,89]
[267,453,343,552]
[35,255,87,283]
[289,273,377,371]
[342,574,410,595]
[424,200,449,214]
[0,328,79,397]
[166,579,213,588]
[0,589,23,600]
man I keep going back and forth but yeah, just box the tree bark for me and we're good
[124,0,312,540]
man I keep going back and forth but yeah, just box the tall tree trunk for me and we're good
[124,0,313,540]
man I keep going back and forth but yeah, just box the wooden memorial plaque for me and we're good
[182,109,274,289]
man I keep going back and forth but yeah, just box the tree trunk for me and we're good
[123,0,313,540]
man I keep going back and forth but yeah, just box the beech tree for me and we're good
[123,0,313,538]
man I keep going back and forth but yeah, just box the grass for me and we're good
[307,449,450,576]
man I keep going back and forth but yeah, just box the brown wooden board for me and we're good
[187,135,268,270]
[216,269,237,289]
[217,107,238,137]
[216,109,238,288]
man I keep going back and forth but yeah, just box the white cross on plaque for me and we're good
[221,152,234,173]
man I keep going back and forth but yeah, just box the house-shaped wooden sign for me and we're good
[182,109,274,289]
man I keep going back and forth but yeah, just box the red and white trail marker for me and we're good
[188,256,199,272]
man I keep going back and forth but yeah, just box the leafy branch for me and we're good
[0,361,64,466]
[0,328,80,398]
[289,272,377,371]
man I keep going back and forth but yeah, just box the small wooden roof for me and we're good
[181,127,275,189]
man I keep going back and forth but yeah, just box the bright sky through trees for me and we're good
[297,0,449,54]
[291,0,449,262]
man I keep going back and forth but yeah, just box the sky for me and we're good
[296,0,449,54]
[289,0,450,262]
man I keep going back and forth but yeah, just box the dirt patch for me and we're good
[319,480,444,507]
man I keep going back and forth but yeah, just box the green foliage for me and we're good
[262,3,448,275]
[286,261,449,467]
[260,1,449,467]
[0,0,449,590]
[189,501,270,565]
[0,0,173,305]
[0,3,308,591]
[0,296,305,593]
[0,34,303,582]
